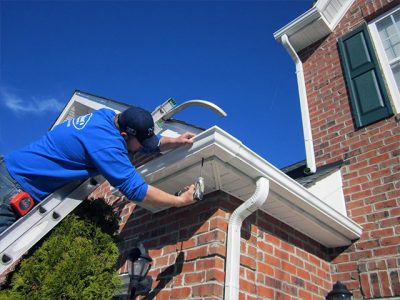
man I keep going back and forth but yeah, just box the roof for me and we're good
[282,160,343,188]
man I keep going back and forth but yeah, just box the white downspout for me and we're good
[281,34,316,174]
[224,177,270,300]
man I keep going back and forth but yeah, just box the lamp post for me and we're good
[126,242,153,299]
[326,281,353,300]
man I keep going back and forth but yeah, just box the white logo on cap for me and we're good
[72,113,93,130]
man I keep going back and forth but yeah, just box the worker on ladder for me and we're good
[0,106,196,234]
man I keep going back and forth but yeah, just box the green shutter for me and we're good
[337,23,393,128]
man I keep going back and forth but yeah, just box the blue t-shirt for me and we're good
[5,108,150,202]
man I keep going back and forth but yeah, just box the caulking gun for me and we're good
[175,177,205,201]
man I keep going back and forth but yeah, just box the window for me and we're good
[338,24,393,129]
[369,5,400,113]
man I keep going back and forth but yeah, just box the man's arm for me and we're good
[142,184,196,208]
[159,132,195,152]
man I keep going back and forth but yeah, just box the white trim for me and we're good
[316,0,355,31]
[307,169,347,216]
[274,0,355,51]
[273,6,321,41]
[368,5,400,114]
[281,34,316,174]
[137,127,363,247]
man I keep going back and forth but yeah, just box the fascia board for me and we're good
[274,7,321,41]
[73,91,129,112]
[137,126,362,247]
[52,91,129,128]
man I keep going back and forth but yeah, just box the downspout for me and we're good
[224,177,270,300]
[281,34,316,174]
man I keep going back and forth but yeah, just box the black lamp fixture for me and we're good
[127,242,153,299]
[326,281,353,300]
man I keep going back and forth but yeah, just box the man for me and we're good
[0,106,196,234]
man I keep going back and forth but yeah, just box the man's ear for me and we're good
[121,132,128,140]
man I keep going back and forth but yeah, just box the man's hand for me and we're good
[159,132,196,152]
[142,185,196,208]
[175,184,196,207]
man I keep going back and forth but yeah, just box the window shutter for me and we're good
[338,23,393,128]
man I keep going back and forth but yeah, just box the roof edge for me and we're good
[137,126,363,247]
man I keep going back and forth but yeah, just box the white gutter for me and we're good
[281,34,316,174]
[224,177,270,300]
[138,126,362,246]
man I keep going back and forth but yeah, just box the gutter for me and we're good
[281,34,316,174]
[224,177,270,300]
[139,127,362,246]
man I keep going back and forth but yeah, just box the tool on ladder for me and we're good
[0,98,226,274]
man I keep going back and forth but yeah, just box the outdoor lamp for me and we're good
[326,281,353,300]
[127,242,153,299]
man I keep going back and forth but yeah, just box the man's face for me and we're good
[123,134,143,155]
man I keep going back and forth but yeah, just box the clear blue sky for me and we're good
[0,0,312,169]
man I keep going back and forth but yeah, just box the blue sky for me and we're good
[0,0,311,169]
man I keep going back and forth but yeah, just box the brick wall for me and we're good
[300,0,400,298]
[92,185,334,299]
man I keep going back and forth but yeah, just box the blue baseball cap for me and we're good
[118,106,159,152]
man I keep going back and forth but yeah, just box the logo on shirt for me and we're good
[71,113,93,130]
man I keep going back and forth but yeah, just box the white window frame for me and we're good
[369,5,400,114]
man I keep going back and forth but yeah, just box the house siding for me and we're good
[299,0,400,298]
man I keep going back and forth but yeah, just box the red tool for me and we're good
[10,192,35,216]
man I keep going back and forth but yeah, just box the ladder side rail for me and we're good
[0,180,83,252]
[0,176,105,273]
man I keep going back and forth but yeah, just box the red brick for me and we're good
[240,255,256,270]
[380,236,400,246]
[171,287,191,299]
[257,285,275,298]
[186,246,208,261]
[258,262,274,276]
[266,234,281,246]
[266,254,281,268]
[240,279,256,294]
[192,283,223,297]
[374,246,398,256]
[370,227,394,238]
[185,271,205,284]
[297,268,311,281]
[379,271,392,297]
[337,262,357,272]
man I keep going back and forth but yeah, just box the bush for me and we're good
[0,199,121,300]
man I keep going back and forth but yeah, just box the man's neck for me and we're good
[114,114,121,131]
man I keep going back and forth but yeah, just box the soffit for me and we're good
[136,127,362,248]
[274,0,355,52]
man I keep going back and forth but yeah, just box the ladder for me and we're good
[0,98,226,275]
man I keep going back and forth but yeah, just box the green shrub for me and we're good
[0,200,121,300]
